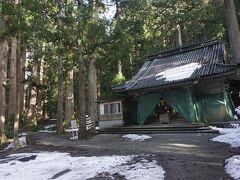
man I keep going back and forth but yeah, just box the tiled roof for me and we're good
[114,39,239,92]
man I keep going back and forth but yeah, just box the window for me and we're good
[118,103,121,113]
[104,104,109,114]
[100,101,122,115]
[110,102,121,114]
[100,104,104,115]
[110,103,117,114]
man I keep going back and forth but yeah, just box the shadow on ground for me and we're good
[1,132,239,180]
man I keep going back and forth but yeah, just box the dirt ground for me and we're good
[1,132,240,180]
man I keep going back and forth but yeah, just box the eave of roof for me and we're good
[117,69,240,95]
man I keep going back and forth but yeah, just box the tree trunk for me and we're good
[176,24,182,46]
[9,37,20,148]
[0,12,8,145]
[87,0,98,136]
[117,59,123,76]
[225,0,240,64]
[36,45,45,120]
[77,39,87,139]
[26,46,38,125]
[65,64,74,127]
[57,42,64,134]
[56,1,64,134]
[87,52,97,135]
[0,39,8,145]
[18,44,26,114]
[36,54,43,121]
[77,0,87,139]
[14,59,20,148]
[8,37,18,119]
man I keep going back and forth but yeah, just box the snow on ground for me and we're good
[156,63,201,81]
[210,125,240,179]
[210,125,240,135]
[38,130,57,133]
[231,123,240,129]
[210,125,240,148]
[225,156,240,180]
[44,124,56,129]
[0,152,165,180]
[39,124,57,133]
[4,136,27,150]
[235,106,240,115]
[122,134,152,141]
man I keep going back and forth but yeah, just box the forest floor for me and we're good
[0,132,239,180]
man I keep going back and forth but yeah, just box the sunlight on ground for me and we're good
[166,143,199,148]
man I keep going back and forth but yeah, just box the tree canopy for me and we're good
[0,0,240,144]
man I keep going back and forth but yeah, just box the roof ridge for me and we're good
[146,38,222,61]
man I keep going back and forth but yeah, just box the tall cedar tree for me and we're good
[77,0,87,139]
[56,0,64,134]
[87,0,98,135]
[225,0,240,64]
[0,13,8,144]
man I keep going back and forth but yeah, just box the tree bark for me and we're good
[87,52,97,135]
[26,46,38,124]
[77,39,87,139]
[0,39,8,145]
[14,51,20,148]
[9,37,20,148]
[225,0,240,64]
[65,63,74,127]
[57,42,64,134]
[117,59,123,76]
[56,1,64,134]
[77,0,87,138]
[176,24,182,46]
[8,37,18,119]
[18,44,26,114]
[37,44,45,120]
[86,0,98,135]
[8,0,21,148]
[0,10,8,145]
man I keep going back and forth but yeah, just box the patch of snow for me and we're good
[69,136,78,140]
[38,130,57,133]
[235,106,240,115]
[0,152,165,180]
[231,123,240,128]
[122,134,152,141]
[4,136,27,150]
[39,124,57,133]
[156,63,201,81]
[210,126,240,134]
[210,126,240,147]
[234,115,239,120]
[19,132,27,136]
[44,124,56,129]
[64,128,77,132]
[225,155,240,180]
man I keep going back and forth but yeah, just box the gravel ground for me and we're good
[0,132,239,180]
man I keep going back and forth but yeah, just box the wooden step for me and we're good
[98,126,219,134]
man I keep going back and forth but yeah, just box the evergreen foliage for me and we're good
[0,0,239,141]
